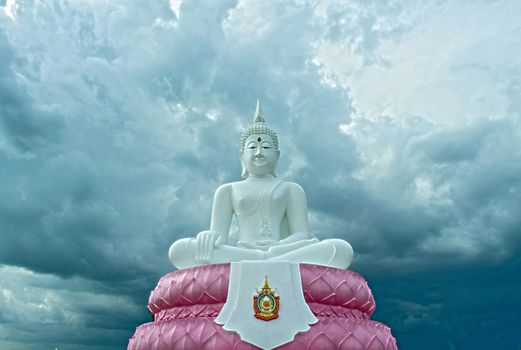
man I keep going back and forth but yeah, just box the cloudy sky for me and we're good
[1,0,520,349]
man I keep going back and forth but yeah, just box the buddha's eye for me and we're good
[261,141,272,149]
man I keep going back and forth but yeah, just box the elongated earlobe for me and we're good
[271,159,278,177]
[241,161,248,178]
[271,151,280,177]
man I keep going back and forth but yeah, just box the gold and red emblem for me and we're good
[253,275,280,321]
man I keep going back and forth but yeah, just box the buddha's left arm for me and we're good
[209,184,233,243]
[283,183,313,243]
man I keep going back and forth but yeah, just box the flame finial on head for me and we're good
[253,100,266,124]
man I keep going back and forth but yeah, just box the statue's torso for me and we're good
[231,179,290,243]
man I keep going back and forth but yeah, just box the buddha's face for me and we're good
[241,134,279,178]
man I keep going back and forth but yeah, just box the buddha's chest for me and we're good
[232,182,288,216]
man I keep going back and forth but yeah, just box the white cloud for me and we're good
[312,0,521,124]
[1,0,17,20]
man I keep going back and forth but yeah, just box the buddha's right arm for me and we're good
[208,183,233,244]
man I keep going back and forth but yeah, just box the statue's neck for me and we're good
[246,175,275,182]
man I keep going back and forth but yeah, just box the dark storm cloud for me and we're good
[368,253,521,349]
[286,112,521,274]
[0,30,63,153]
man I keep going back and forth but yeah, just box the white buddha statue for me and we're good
[169,102,353,270]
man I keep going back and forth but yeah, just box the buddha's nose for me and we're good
[255,147,263,155]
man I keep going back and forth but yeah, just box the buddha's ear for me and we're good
[272,151,280,177]
[241,160,248,178]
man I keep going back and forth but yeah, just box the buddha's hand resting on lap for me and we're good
[237,240,279,251]
[195,230,223,262]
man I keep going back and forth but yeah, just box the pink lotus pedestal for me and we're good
[128,263,398,350]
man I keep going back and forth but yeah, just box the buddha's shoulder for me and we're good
[213,183,233,197]
[282,181,303,188]
[283,181,306,195]
[215,181,245,192]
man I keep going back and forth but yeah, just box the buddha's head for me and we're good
[240,101,280,178]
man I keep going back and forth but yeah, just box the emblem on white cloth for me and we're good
[253,275,280,321]
[215,261,318,350]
